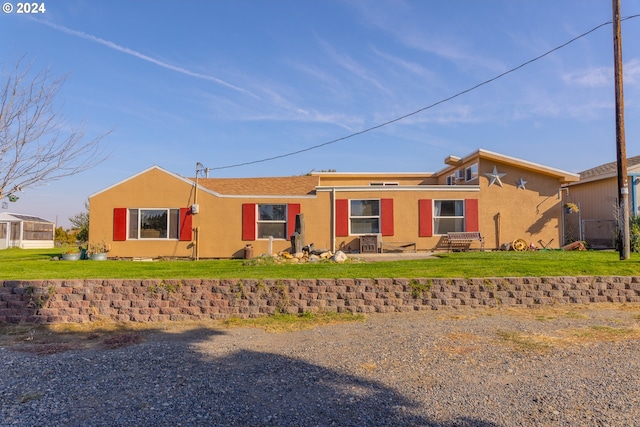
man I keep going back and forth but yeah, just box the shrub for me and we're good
[630,215,640,253]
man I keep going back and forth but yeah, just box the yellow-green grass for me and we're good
[2,247,640,280]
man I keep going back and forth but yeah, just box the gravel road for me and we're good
[1,304,639,427]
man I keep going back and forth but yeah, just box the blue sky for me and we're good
[1,0,639,227]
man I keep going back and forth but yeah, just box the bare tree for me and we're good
[68,200,90,243]
[0,57,109,200]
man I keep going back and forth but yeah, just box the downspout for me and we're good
[578,202,583,242]
[631,175,638,216]
[195,226,200,261]
[561,201,565,246]
[559,187,569,246]
[496,212,500,250]
[331,187,336,252]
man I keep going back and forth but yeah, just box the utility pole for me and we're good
[613,0,630,260]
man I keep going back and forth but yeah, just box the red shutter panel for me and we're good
[287,204,301,239]
[418,199,433,237]
[381,198,394,236]
[242,204,256,241]
[335,199,349,237]
[465,199,479,232]
[113,208,127,241]
[179,208,193,241]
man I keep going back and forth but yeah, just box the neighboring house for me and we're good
[0,213,55,250]
[88,149,579,259]
[563,155,640,248]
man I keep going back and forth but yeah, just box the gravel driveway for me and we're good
[1,304,639,426]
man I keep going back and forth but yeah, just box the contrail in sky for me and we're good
[35,19,256,97]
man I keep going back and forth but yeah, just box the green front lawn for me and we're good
[1,247,640,280]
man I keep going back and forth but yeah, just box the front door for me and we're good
[9,221,21,248]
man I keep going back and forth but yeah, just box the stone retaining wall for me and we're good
[2,276,640,323]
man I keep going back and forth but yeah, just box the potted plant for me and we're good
[88,240,109,261]
[564,202,579,214]
[61,247,81,261]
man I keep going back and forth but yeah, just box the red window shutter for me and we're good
[335,199,349,237]
[419,199,433,237]
[113,208,127,241]
[287,204,301,239]
[179,208,193,241]
[465,199,479,232]
[381,198,394,236]
[242,204,256,241]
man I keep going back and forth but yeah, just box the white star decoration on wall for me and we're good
[484,166,506,187]
[516,177,528,189]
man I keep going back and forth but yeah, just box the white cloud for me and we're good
[624,58,640,85]
[285,61,344,94]
[34,18,256,97]
[316,38,391,96]
[563,67,611,87]
[347,0,505,73]
[563,59,640,87]
[370,47,436,79]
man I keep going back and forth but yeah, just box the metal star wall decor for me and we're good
[516,177,528,190]
[484,166,506,187]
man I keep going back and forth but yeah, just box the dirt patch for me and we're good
[2,303,639,357]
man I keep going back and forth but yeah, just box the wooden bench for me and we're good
[446,232,484,252]
[380,241,417,253]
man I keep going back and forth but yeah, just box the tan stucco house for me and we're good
[563,155,640,248]
[88,149,579,258]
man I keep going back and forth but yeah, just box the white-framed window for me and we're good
[433,200,465,235]
[465,163,479,182]
[128,208,179,239]
[446,174,456,185]
[350,199,380,234]
[257,204,287,239]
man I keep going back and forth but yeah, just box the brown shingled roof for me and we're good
[579,155,640,180]
[193,175,319,196]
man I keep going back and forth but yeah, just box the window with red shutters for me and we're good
[419,199,479,236]
[117,208,189,240]
[337,199,392,236]
[242,203,301,241]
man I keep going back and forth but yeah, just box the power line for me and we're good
[213,14,640,171]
